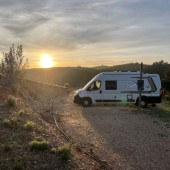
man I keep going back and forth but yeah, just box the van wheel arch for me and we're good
[136,96,148,108]
[82,97,92,107]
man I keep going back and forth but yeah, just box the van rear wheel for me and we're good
[137,99,147,108]
[140,100,147,108]
[82,98,92,107]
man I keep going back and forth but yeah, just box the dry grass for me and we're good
[30,138,49,151]
[3,95,17,108]
[23,121,35,130]
[58,144,71,161]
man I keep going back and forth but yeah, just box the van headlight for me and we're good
[76,91,81,95]
[75,90,81,96]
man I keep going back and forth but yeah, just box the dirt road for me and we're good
[53,90,170,170]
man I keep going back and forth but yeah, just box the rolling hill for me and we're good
[25,61,170,86]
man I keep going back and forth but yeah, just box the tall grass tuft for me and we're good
[58,144,71,161]
[30,137,49,151]
[24,121,35,130]
[4,95,17,108]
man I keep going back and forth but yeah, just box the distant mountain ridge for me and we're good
[26,61,170,86]
[94,63,149,71]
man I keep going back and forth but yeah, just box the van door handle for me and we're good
[99,90,102,94]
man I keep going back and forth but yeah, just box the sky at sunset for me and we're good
[0,0,170,68]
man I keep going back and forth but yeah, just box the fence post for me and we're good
[139,62,143,109]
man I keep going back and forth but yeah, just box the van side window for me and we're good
[147,78,157,92]
[105,81,117,90]
[88,81,101,91]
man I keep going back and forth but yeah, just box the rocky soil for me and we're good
[0,83,170,170]
[56,90,170,170]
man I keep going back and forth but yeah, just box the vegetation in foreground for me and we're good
[3,95,17,108]
[0,44,28,87]
[58,144,71,161]
[24,121,35,130]
[30,138,49,151]
[144,102,170,123]
[0,92,74,170]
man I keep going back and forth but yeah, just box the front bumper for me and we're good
[73,94,82,104]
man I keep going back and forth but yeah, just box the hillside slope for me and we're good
[0,81,100,170]
[25,67,97,87]
[25,61,170,86]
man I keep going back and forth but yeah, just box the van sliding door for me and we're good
[103,80,120,103]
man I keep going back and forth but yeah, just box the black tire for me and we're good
[140,100,147,108]
[82,98,92,107]
[136,98,147,108]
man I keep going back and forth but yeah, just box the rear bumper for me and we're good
[73,94,82,104]
[146,96,162,103]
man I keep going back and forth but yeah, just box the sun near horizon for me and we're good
[39,54,54,68]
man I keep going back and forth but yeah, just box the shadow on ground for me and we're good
[79,105,170,170]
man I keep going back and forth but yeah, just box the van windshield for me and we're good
[87,80,101,91]
[83,74,99,90]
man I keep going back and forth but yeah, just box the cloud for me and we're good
[2,14,49,36]
[0,0,50,36]
[0,0,170,65]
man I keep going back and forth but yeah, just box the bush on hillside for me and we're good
[165,94,170,104]
[24,121,35,130]
[3,95,17,107]
[58,144,71,161]
[64,83,70,88]
[0,44,28,86]
[30,137,49,150]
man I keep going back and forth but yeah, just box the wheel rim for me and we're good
[141,101,146,107]
[84,100,89,106]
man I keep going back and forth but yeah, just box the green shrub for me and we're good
[17,110,26,116]
[4,95,17,107]
[3,117,19,127]
[14,159,24,170]
[11,117,20,124]
[24,121,35,130]
[4,144,11,152]
[64,83,70,88]
[58,144,71,161]
[30,138,49,151]
[51,147,58,154]
[165,94,170,103]
[35,136,44,142]
[3,119,12,126]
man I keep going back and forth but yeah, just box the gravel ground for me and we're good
[57,91,170,170]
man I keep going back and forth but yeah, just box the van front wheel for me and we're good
[82,98,92,107]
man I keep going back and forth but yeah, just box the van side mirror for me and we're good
[86,87,91,91]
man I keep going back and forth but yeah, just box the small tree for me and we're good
[165,94,170,104]
[163,70,170,92]
[165,70,170,80]
[0,44,28,86]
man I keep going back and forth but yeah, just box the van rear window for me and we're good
[105,81,117,90]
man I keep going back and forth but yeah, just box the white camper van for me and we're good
[73,72,162,108]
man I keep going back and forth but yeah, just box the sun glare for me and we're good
[40,54,54,68]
